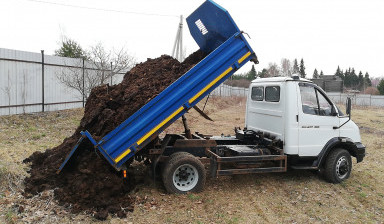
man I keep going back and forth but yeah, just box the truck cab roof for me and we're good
[251,76,312,83]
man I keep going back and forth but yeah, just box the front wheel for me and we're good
[162,152,206,194]
[324,148,352,183]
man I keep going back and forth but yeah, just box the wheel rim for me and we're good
[336,156,349,179]
[173,164,199,192]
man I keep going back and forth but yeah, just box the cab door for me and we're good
[298,83,339,156]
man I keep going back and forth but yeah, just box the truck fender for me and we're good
[313,137,360,168]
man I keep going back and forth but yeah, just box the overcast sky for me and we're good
[1,0,383,78]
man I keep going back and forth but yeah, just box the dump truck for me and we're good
[59,0,365,194]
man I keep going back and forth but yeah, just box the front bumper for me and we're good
[354,142,366,163]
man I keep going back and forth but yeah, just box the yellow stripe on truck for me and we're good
[137,106,184,145]
[189,66,233,104]
[114,106,184,163]
[114,149,131,163]
[238,51,251,64]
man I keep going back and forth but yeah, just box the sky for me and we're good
[1,0,383,78]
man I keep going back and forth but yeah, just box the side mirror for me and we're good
[346,97,351,116]
[334,97,352,129]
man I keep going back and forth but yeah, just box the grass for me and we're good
[0,96,383,223]
[5,209,16,224]
[187,194,200,201]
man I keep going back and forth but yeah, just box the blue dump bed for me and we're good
[58,0,257,172]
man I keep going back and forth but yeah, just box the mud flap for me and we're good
[56,131,97,174]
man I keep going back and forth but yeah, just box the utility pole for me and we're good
[172,15,190,137]
[172,15,184,62]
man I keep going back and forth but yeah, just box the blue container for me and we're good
[58,0,257,172]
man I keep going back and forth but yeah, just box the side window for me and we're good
[299,85,334,116]
[265,86,280,102]
[300,85,318,115]
[316,90,333,116]
[251,86,264,101]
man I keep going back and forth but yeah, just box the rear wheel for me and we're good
[324,148,352,183]
[162,152,206,194]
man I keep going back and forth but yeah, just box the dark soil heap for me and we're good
[23,51,206,220]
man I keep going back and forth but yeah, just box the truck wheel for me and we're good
[162,152,206,194]
[324,148,352,183]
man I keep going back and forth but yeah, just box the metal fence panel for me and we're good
[2,47,383,115]
[0,48,128,115]
[327,92,384,107]
[0,49,43,115]
[211,84,249,97]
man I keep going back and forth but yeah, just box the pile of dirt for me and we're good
[23,51,206,220]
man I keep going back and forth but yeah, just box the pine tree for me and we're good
[258,68,268,78]
[378,79,384,95]
[313,69,319,78]
[320,70,324,77]
[364,72,372,87]
[293,59,299,74]
[54,37,88,59]
[335,66,344,80]
[358,71,364,91]
[299,58,306,78]
[351,68,358,89]
[344,69,351,87]
[247,65,257,80]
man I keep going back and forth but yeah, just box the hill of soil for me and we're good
[23,51,206,220]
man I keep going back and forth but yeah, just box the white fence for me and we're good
[210,84,249,97]
[0,48,125,115]
[211,84,384,107]
[327,92,384,107]
[2,49,384,116]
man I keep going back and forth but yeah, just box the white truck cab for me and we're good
[246,76,365,183]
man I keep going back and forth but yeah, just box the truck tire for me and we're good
[162,152,206,194]
[324,148,352,183]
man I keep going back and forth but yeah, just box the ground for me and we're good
[0,96,383,223]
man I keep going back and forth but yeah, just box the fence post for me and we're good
[82,58,85,108]
[370,94,372,106]
[41,50,45,112]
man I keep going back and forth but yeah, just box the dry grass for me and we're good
[0,97,383,223]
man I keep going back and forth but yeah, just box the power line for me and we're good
[21,0,179,18]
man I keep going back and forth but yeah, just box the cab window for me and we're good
[265,86,280,102]
[317,90,333,116]
[251,86,264,101]
[300,85,333,116]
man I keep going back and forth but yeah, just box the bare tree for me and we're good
[88,43,136,85]
[56,43,136,99]
[280,58,292,77]
[57,59,88,99]
[267,63,280,77]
